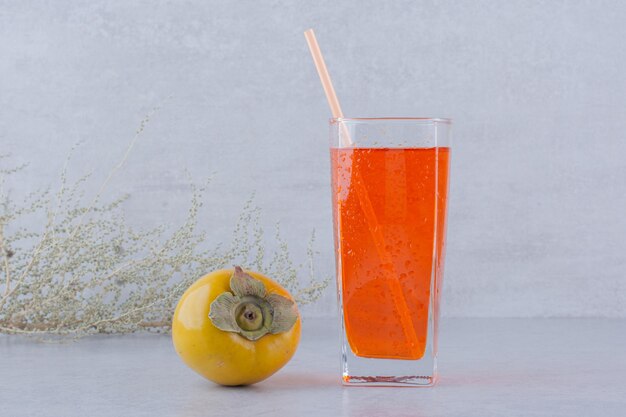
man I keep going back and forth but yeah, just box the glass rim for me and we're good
[330,117,451,124]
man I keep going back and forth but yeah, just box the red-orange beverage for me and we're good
[331,147,450,360]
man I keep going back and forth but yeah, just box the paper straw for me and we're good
[304,29,419,354]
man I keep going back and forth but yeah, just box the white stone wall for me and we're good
[2,0,625,317]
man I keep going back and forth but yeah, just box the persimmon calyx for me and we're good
[209,266,298,341]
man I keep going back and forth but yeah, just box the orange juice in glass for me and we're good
[330,117,451,386]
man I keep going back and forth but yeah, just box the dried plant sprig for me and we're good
[0,117,329,339]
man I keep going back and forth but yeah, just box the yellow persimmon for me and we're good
[172,266,301,386]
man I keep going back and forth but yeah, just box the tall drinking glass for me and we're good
[329,117,451,386]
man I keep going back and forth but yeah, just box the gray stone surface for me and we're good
[1,318,625,416]
[1,1,626,317]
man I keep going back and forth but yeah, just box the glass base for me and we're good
[341,340,438,387]
[343,374,437,387]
